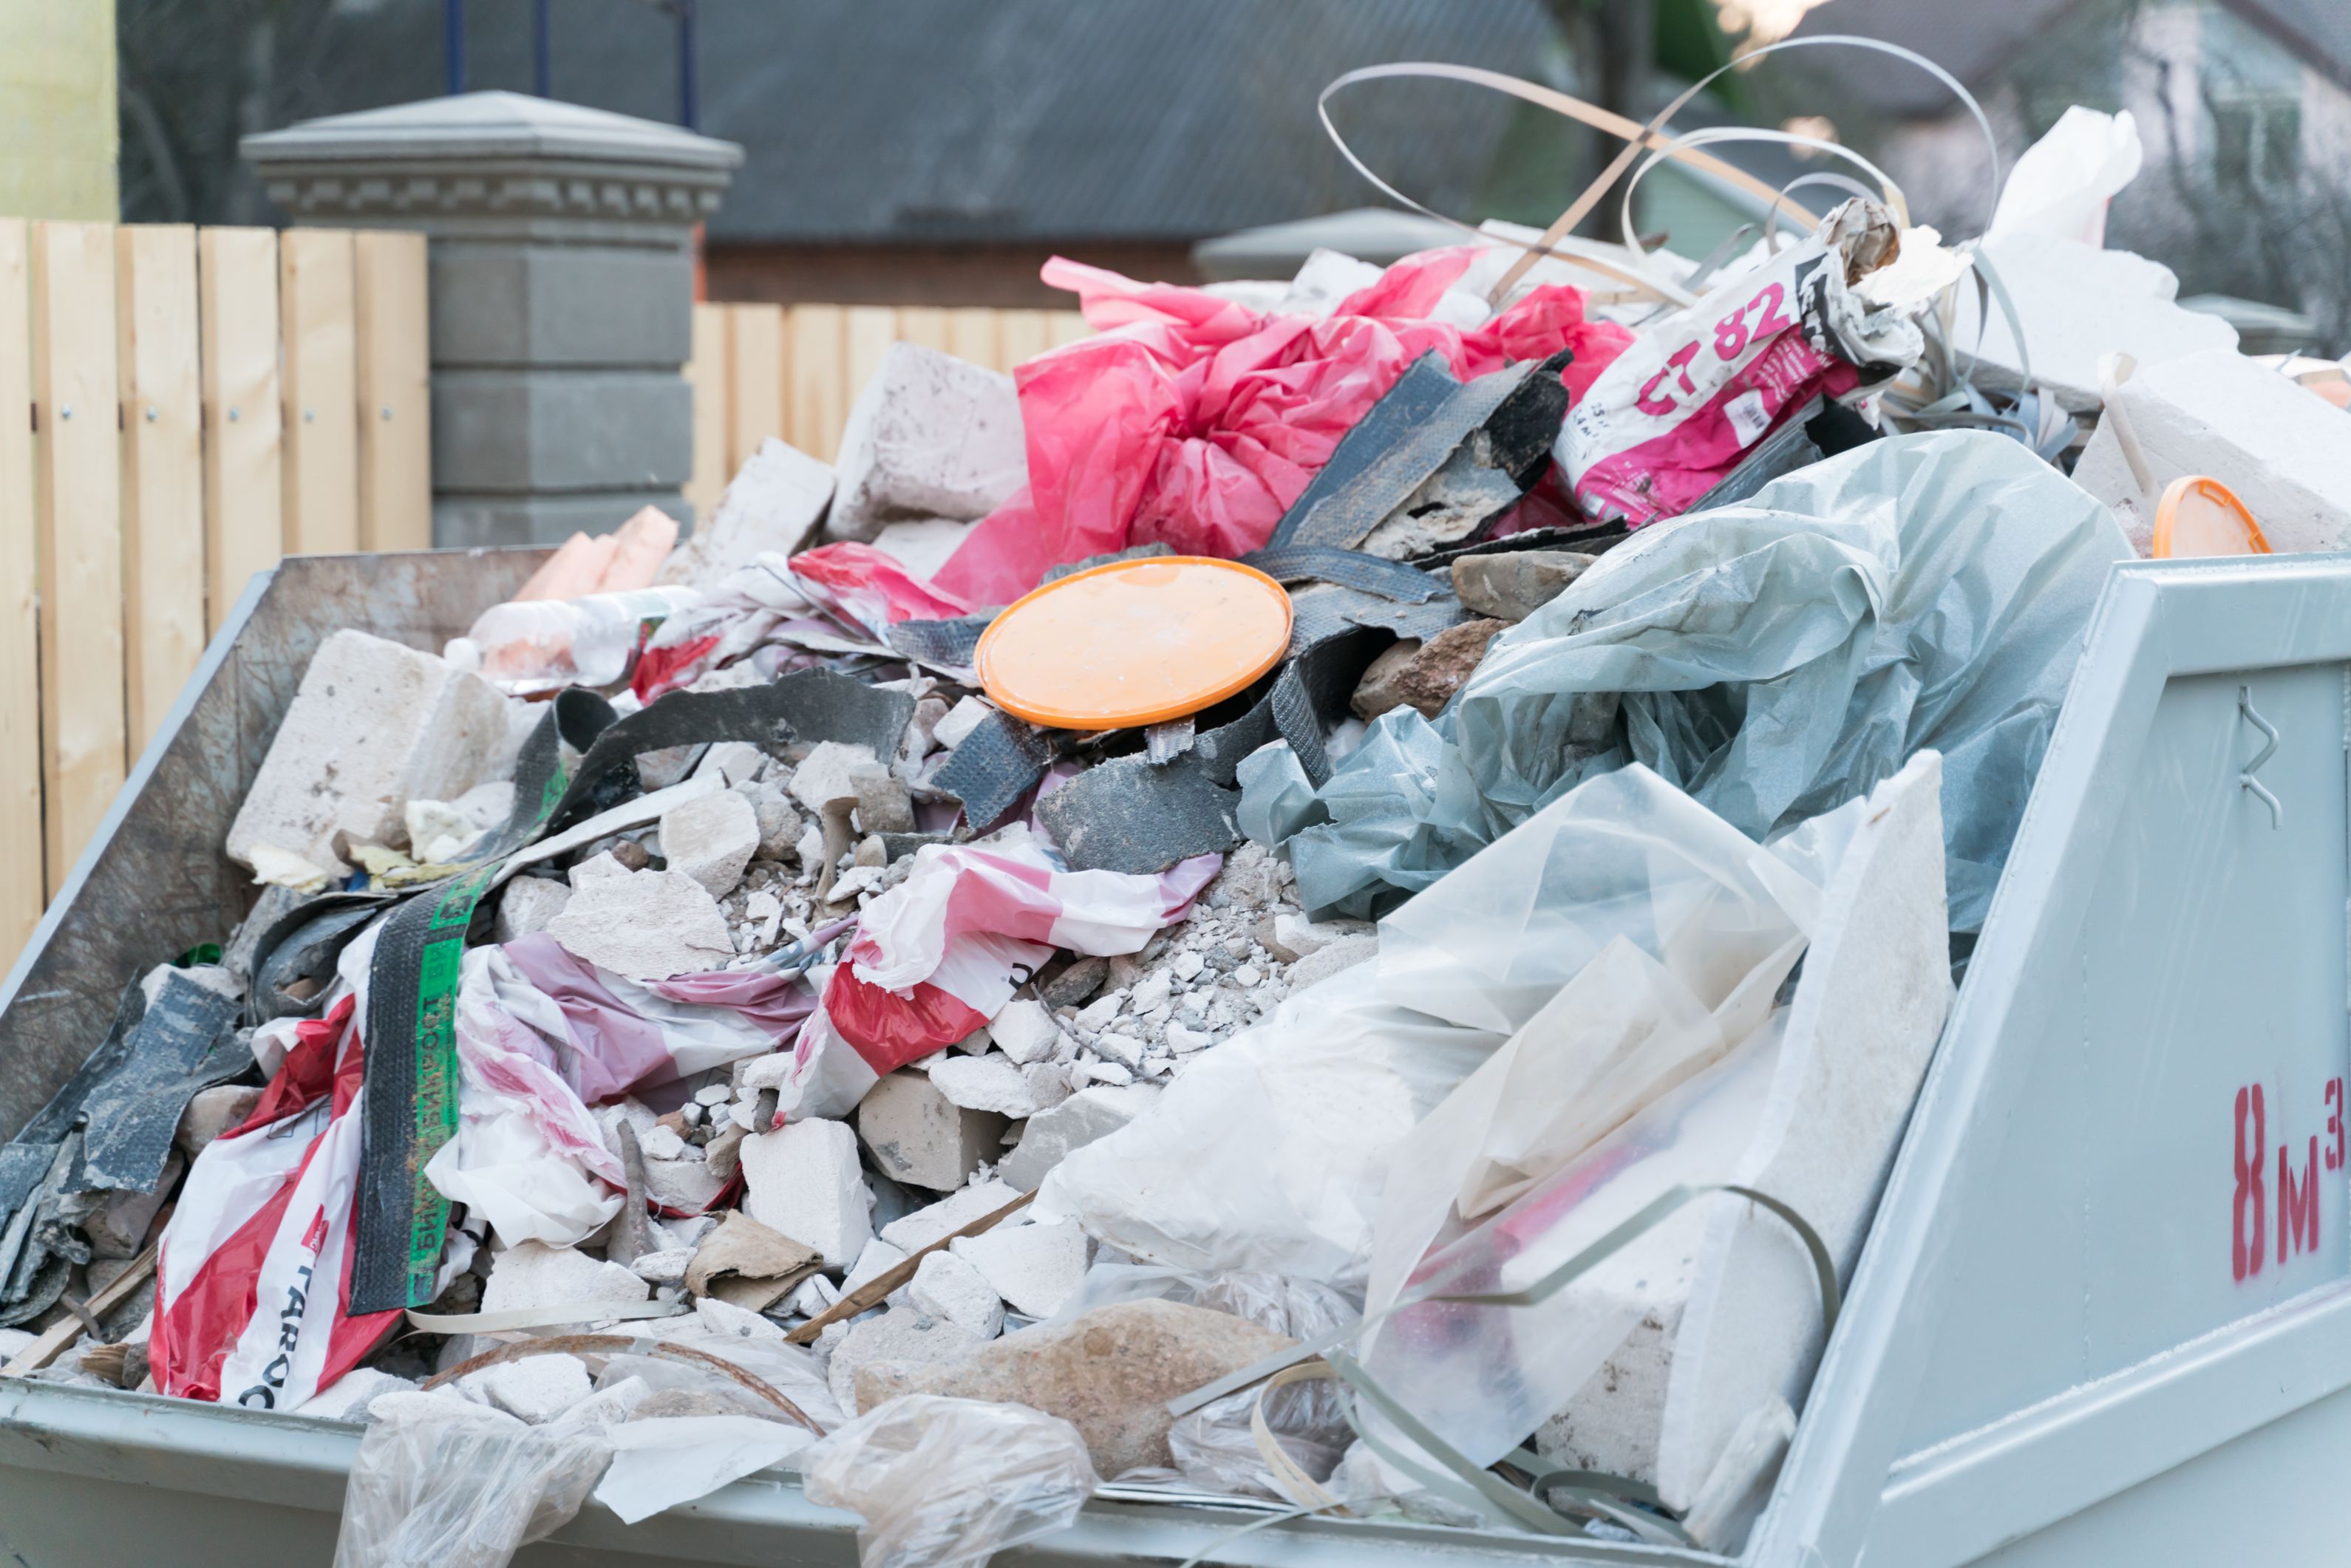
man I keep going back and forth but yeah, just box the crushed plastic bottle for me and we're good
[448,584,703,694]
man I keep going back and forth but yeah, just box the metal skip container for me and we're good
[3,549,2350,1567]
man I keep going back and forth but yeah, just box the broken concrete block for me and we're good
[856,1070,1008,1192]
[663,437,836,588]
[829,343,1026,542]
[1351,619,1508,720]
[1021,1062,1074,1114]
[694,740,768,788]
[1452,550,1596,622]
[856,1299,1292,1474]
[751,786,803,861]
[926,1053,1040,1119]
[990,999,1064,1066]
[494,876,573,944]
[879,1178,1021,1255]
[175,1084,262,1159]
[1288,932,1378,991]
[296,1366,418,1422]
[789,740,880,811]
[999,1085,1157,1193]
[545,867,734,981]
[463,1353,593,1423]
[1949,233,2239,412]
[481,1241,650,1315]
[826,1306,987,1417]
[227,630,511,878]
[933,696,994,751]
[642,1153,727,1213]
[741,1117,873,1267]
[907,1250,1005,1339]
[1041,956,1107,1009]
[659,790,761,898]
[630,1247,693,1286]
[1258,911,1374,965]
[849,763,916,835]
[2072,345,2351,556]
[843,1236,910,1298]
[951,1218,1091,1319]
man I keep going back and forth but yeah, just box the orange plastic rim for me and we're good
[2151,476,2270,559]
[976,556,1293,730]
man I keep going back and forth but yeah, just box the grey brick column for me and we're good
[244,92,741,547]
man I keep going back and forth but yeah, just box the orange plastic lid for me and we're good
[2152,476,2270,559]
[976,556,1293,729]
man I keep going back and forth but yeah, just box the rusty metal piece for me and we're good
[422,1331,825,1434]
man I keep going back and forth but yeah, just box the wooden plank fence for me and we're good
[0,219,431,961]
[684,301,1089,517]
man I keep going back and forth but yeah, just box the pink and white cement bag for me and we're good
[1559,200,1935,527]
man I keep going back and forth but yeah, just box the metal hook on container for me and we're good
[2239,685,2282,830]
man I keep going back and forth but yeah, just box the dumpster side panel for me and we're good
[0,548,540,1140]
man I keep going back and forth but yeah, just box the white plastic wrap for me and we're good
[800,1395,1099,1568]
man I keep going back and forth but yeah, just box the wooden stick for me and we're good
[1,1244,158,1375]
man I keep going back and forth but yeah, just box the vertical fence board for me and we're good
[353,231,431,552]
[200,227,284,635]
[784,304,847,460]
[29,222,125,894]
[116,224,205,754]
[893,307,953,353]
[0,224,43,956]
[1048,310,1091,347]
[844,305,895,422]
[998,309,1052,370]
[279,230,358,556]
[684,302,729,518]
[945,307,1001,371]
[725,302,784,475]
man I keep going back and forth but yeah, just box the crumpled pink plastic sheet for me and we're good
[934,248,1634,606]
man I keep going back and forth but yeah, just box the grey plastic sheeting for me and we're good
[1240,431,2132,929]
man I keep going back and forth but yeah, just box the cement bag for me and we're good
[1558,200,1947,527]
[1358,754,1951,1541]
[1037,765,1825,1289]
[1246,429,2131,930]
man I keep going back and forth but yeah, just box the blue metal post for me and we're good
[444,0,466,95]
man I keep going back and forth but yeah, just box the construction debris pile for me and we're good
[1,72,2339,1568]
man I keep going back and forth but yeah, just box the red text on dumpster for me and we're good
[2233,1078,2344,1281]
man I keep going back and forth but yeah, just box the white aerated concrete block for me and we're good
[907,1250,1004,1339]
[481,1242,650,1315]
[879,1179,1021,1255]
[999,1085,1157,1193]
[494,876,573,944]
[989,1000,1064,1066]
[827,343,1027,541]
[2073,346,2351,557]
[951,1218,1091,1319]
[856,1070,1007,1192]
[1949,234,2239,413]
[463,1354,593,1423]
[927,1053,1040,1118]
[545,867,733,981]
[228,630,510,876]
[741,1118,873,1267]
[663,437,835,588]
[659,789,761,898]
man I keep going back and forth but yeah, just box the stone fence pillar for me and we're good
[244,92,741,546]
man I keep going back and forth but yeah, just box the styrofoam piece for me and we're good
[2072,346,2351,557]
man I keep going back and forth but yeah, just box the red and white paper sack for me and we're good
[1558,200,1953,528]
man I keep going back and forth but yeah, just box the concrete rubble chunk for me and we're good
[1258,910,1372,964]
[951,1219,1091,1319]
[463,1354,593,1423]
[848,762,916,835]
[663,437,836,587]
[789,741,880,811]
[989,999,1064,1066]
[933,696,994,751]
[856,1070,1009,1192]
[1351,619,1508,721]
[545,866,734,981]
[295,1367,418,1422]
[227,630,511,878]
[1021,1062,1074,1114]
[1451,550,1598,621]
[751,786,803,860]
[482,1241,650,1314]
[1041,957,1107,1009]
[926,1052,1041,1118]
[741,1117,873,1267]
[2072,345,2351,557]
[175,1084,262,1159]
[695,740,767,787]
[828,342,1027,542]
[659,789,761,897]
[879,1178,1021,1255]
[643,1153,727,1213]
[826,1307,987,1418]
[855,1298,1293,1474]
[629,1247,693,1286]
[1289,932,1378,991]
[494,876,573,944]
[906,1249,1006,1339]
[999,1085,1157,1193]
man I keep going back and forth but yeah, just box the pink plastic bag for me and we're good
[934,250,1633,605]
